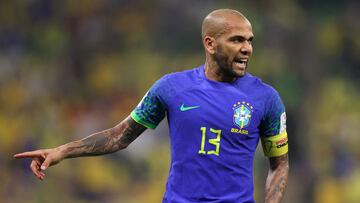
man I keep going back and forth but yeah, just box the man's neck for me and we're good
[204,60,237,83]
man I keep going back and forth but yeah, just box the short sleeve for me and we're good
[130,76,169,129]
[260,91,288,157]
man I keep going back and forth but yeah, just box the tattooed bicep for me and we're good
[116,116,147,145]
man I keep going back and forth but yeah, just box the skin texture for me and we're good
[14,8,288,203]
[14,116,146,180]
[264,153,289,203]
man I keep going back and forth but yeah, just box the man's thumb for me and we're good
[41,157,52,170]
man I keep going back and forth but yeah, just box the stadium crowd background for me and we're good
[1,0,359,202]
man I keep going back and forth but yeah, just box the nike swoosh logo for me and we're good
[180,104,200,111]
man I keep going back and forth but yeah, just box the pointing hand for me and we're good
[14,148,64,180]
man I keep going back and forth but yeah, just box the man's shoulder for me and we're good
[163,66,201,81]
[151,66,201,99]
[245,73,280,97]
[158,66,201,89]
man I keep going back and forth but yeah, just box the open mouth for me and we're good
[234,58,248,67]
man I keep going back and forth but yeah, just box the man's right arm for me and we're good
[62,115,146,158]
[14,116,147,180]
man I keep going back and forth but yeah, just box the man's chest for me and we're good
[166,88,266,136]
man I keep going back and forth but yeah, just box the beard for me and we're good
[213,50,246,78]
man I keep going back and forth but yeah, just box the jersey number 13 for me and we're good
[198,127,222,156]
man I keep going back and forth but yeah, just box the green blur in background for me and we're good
[1,0,359,203]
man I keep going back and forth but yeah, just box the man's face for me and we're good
[213,19,253,77]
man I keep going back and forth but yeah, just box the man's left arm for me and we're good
[264,153,289,203]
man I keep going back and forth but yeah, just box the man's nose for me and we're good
[240,41,252,55]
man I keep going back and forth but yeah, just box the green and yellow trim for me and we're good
[130,111,157,129]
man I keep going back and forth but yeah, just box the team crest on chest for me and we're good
[231,101,253,134]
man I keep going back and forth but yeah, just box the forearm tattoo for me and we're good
[63,116,147,158]
[264,153,289,203]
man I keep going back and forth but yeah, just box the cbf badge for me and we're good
[231,101,253,134]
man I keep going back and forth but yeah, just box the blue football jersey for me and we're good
[131,65,288,203]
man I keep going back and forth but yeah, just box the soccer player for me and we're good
[14,9,289,203]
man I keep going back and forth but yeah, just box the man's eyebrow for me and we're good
[229,35,254,41]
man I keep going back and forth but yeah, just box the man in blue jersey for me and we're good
[15,9,289,203]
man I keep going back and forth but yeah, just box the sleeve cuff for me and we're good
[130,111,157,129]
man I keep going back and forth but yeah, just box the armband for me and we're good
[261,132,288,157]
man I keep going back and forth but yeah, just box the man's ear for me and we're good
[203,36,216,54]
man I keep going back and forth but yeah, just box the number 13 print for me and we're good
[198,127,222,156]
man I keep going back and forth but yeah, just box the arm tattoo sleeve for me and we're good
[264,153,289,203]
[61,116,147,158]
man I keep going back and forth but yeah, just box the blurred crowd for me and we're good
[1,0,359,202]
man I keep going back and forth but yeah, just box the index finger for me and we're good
[14,150,42,159]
